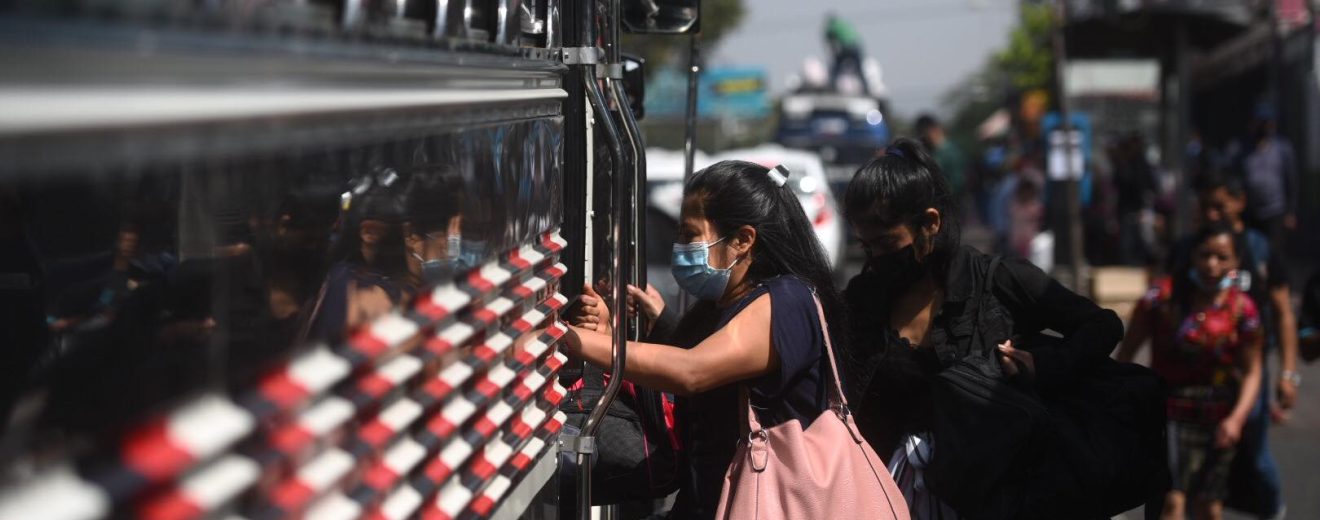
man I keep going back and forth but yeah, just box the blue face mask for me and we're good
[1188,268,1234,293]
[459,239,487,271]
[671,236,740,301]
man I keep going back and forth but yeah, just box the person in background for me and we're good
[1172,171,1299,519]
[823,13,868,93]
[565,160,847,520]
[1113,133,1159,266]
[1118,223,1264,520]
[915,114,967,207]
[839,138,1121,518]
[1241,105,1298,261]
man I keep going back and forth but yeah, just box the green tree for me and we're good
[992,2,1055,92]
[942,2,1056,153]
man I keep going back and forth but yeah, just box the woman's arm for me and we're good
[993,257,1124,388]
[1115,303,1150,363]
[1270,284,1299,411]
[561,293,776,396]
[1217,334,1262,449]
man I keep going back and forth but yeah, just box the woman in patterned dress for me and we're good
[1118,223,1264,520]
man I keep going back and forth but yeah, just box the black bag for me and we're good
[926,256,1051,519]
[1025,336,1169,518]
[927,256,1167,520]
[560,363,680,505]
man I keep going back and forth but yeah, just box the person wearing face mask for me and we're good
[838,138,1124,519]
[563,160,850,520]
[1117,223,1263,520]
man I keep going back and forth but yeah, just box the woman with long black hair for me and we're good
[564,160,850,520]
[839,138,1124,518]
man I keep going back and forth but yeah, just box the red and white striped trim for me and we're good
[472,296,517,328]
[357,397,425,451]
[542,410,568,437]
[463,474,513,518]
[472,333,514,365]
[269,447,355,513]
[360,436,428,496]
[268,395,355,463]
[416,284,472,322]
[254,345,351,411]
[540,232,567,253]
[422,362,474,405]
[0,464,110,520]
[464,436,515,484]
[470,400,515,440]
[543,262,567,280]
[305,492,362,520]
[510,331,554,370]
[466,262,513,295]
[472,364,519,402]
[504,243,548,272]
[347,313,420,362]
[425,437,475,488]
[510,274,548,300]
[138,455,260,520]
[424,478,472,520]
[425,321,475,359]
[374,484,424,520]
[122,394,254,481]
[506,403,550,443]
[425,393,479,442]
[353,354,424,403]
[502,436,546,478]
[424,359,473,399]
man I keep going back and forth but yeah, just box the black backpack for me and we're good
[926,256,1167,520]
[560,362,680,505]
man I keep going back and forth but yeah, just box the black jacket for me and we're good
[840,245,1123,459]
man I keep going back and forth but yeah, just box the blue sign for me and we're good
[645,67,770,119]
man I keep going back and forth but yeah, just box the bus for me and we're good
[0,1,691,518]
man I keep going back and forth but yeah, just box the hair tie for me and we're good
[884,146,906,159]
[766,164,791,187]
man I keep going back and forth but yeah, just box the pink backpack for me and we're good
[714,296,910,520]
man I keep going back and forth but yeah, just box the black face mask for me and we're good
[866,244,925,295]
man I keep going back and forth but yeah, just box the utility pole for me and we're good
[1050,0,1086,293]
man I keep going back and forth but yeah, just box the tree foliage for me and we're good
[993,3,1056,92]
[942,2,1056,152]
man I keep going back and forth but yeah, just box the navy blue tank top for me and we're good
[667,276,832,519]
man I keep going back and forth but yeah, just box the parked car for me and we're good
[774,92,889,165]
[711,145,845,270]
[644,145,845,298]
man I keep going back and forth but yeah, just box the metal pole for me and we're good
[611,80,647,340]
[575,0,631,514]
[677,32,701,312]
[682,33,701,179]
[1051,0,1085,293]
[599,0,646,340]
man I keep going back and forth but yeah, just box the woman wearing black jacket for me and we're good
[839,138,1123,519]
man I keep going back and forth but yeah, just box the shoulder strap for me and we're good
[969,255,1003,356]
[739,293,850,436]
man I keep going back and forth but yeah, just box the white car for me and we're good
[712,145,846,270]
[644,145,846,273]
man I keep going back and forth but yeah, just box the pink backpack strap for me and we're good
[738,292,857,441]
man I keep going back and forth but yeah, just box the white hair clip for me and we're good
[767,164,790,187]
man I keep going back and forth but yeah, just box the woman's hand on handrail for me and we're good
[570,283,612,334]
[626,284,665,323]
